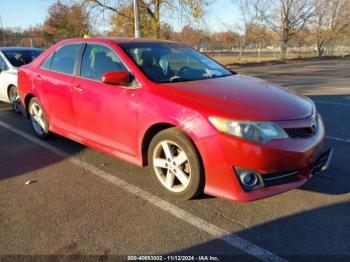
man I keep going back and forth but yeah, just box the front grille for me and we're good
[262,171,299,187]
[284,127,314,138]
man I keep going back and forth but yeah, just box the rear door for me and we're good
[34,44,82,136]
[72,43,140,156]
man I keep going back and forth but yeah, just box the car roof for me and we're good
[59,37,181,45]
[0,47,43,52]
[101,37,177,44]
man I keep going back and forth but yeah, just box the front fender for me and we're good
[137,91,218,165]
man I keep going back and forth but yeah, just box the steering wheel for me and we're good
[177,66,191,77]
[170,76,181,82]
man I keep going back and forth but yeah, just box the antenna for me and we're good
[0,15,6,47]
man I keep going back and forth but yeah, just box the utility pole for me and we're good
[29,36,33,47]
[0,15,6,47]
[134,0,141,38]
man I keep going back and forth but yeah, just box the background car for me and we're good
[0,47,43,113]
[18,38,331,202]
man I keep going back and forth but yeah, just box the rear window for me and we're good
[3,49,42,67]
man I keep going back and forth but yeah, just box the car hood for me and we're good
[160,74,313,121]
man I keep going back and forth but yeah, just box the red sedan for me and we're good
[18,38,332,201]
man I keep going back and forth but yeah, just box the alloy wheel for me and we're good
[30,102,46,136]
[8,86,20,113]
[152,140,191,193]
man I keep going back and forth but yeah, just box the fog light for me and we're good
[240,171,258,187]
[234,168,263,191]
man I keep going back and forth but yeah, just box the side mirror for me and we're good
[101,70,129,85]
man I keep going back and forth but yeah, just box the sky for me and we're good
[0,0,240,33]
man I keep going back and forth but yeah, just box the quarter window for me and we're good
[41,54,53,70]
[80,44,126,81]
[50,44,81,75]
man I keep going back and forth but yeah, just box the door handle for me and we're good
[71,84,84,93]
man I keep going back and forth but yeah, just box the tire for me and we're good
[8,85,21,114]
[28,97,50,139]
[148,127,204,200]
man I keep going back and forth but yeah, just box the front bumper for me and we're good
[196,116,331,202]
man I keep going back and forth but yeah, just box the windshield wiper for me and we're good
[170,76,185,83]
[210,74,231,79]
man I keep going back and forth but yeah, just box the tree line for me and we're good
[1,0,349,59]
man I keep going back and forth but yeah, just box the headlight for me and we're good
[209,117,288,144]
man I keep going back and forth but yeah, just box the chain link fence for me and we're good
[1,35,350,65]
[1,35,69,49]
[202,41,350,65]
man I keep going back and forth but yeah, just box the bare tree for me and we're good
[256,0,315,59]
[70,0,211,38]
[232,0,263,57]
[313,0,350,56]
[66,0,129,33]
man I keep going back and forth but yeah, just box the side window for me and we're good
[51,44,81,75]
[80,44,127,81]
[41,54,53,70]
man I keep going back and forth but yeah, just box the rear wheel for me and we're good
[8,85,21,114]
[28,98,50,139]
[148,128,204,200]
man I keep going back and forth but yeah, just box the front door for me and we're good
[72,43,139,156]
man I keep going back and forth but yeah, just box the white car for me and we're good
[0,47,43,113]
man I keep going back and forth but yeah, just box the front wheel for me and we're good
[28,98,50,139]
[148,128,204,200]
[8,85,21,114]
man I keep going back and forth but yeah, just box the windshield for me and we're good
[3,49,43,67]
[120,42,232,83]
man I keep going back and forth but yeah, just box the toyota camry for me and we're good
[18,38,332,201]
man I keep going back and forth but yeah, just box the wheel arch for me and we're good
[142,123,206,199]
[141,122,205,172]
[141,123,176,166]
[24,93,35,118]
[7,84,17,101]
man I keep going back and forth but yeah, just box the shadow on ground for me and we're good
[0,109,84,181]
[168,201,350,259]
